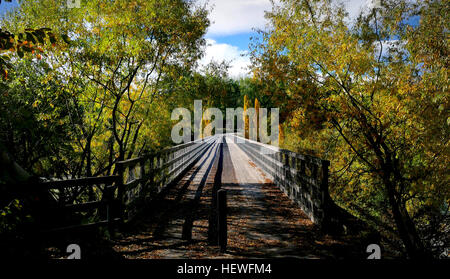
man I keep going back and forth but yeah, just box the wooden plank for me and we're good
[230,134,327,166]
[41,175,119,189]
[116,157,143,168]
[159,134,217,153]
[161,140,212,170]
[124,179,141,191]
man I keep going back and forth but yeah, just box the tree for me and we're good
[3,0,209,176]
[243,94,250,138]
[0,59,79,177]
[255,98,260,141]
[251,0,449,258]
[0,0,63,184]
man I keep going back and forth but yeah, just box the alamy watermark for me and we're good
[67,0,81,9]
[66,243,81,259]
[171,100,279,148]
[366,244,381,259]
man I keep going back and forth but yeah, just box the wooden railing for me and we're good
[36,135,220,234]
[116,135,219,222]
[37,175,120,233]
[228,134,332,228]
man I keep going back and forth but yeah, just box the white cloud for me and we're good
[199,39,251,79]
[196,0,379,79]
[341,0,369,22]
[200,0,377,36]
[341,0,386,23]
[200,0,273,36]
[374,39,406,57]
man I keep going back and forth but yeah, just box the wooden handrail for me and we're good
[227,134,331,228]
[40,175,119,189]
[115,134,220,223]
[34,134,222,235]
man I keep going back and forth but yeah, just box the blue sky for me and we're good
[0,0,18,15]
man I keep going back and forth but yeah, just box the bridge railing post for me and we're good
[320,160,330,231]
[140,158,145,190]
[148,154,155,195]
[116,162,125,228]
[105,184,114,237]
[217,189,227,253]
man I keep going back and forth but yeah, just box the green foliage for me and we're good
[0,198,33,236]
[2,0,446,259]
[0,59,79,177]
[251,0,449,257]
[1,0,210,177]
[0,0,210,243]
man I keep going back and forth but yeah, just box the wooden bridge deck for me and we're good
[105,136,365,259]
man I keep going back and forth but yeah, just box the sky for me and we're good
[198,0,382,78]
[0,0,18,15]
[197,0,274,79]
[1,0,402,78]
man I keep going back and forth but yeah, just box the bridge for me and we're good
[33,133,373,259]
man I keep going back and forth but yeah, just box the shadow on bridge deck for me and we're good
[100,136,367,259]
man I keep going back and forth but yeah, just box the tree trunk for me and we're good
[384,175,428,258]
[85,137,92,177]
[0,150,32,183]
